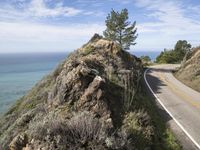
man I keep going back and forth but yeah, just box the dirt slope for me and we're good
[175,47,200,92]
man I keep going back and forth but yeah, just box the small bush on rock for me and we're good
[29,112,107,149]
[28,111,135,150]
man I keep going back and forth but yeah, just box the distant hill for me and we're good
[175,47,200,92]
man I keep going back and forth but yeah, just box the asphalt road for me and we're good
[144,64,200,150]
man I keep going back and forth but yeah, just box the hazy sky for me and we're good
[0,0,200,53]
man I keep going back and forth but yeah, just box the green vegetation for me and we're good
[0,33,181,150]
[140,55,151,62]
[156,49,176,64]
[131,84,181,150]
[29,112,110,149]
[103,9,137,50]
[156,40,191,63]
[83,44,95,55]
[174,40,192,62]
[140,55,152,66]
[122,110,153,148]
[106,68,180,149]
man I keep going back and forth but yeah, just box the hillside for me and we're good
[175,47,200,92]
[0,34,179,150]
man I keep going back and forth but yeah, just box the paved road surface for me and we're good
[144,64,200,150]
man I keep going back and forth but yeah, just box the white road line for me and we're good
[144,68,200,150]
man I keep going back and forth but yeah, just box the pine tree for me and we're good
[103,9,137,50]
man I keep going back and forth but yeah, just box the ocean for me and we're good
[132,51,160,61]
[0,52,67,114]
[0,51,159,114]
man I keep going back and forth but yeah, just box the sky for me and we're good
[0,0,200,53]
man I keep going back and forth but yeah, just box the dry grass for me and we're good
[29,115,103,149]
[28,111,135,150]
[175,47,200,92]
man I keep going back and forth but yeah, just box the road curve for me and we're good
[144,64,200,150]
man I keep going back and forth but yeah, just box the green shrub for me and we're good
[156,49,176,63]
[156,40,191,64]
[28,111,134,150]
[132,88,181,150]
[122,110,153,148]
[29,112,107,149]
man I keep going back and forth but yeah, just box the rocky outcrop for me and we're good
[0,34,144,150]
[175,47,200,92]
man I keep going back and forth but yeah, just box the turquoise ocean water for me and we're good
[0,53,67,114]
[0,51,159,114]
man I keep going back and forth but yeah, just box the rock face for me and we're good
[0,34,143,150]
[176,47,200,92]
